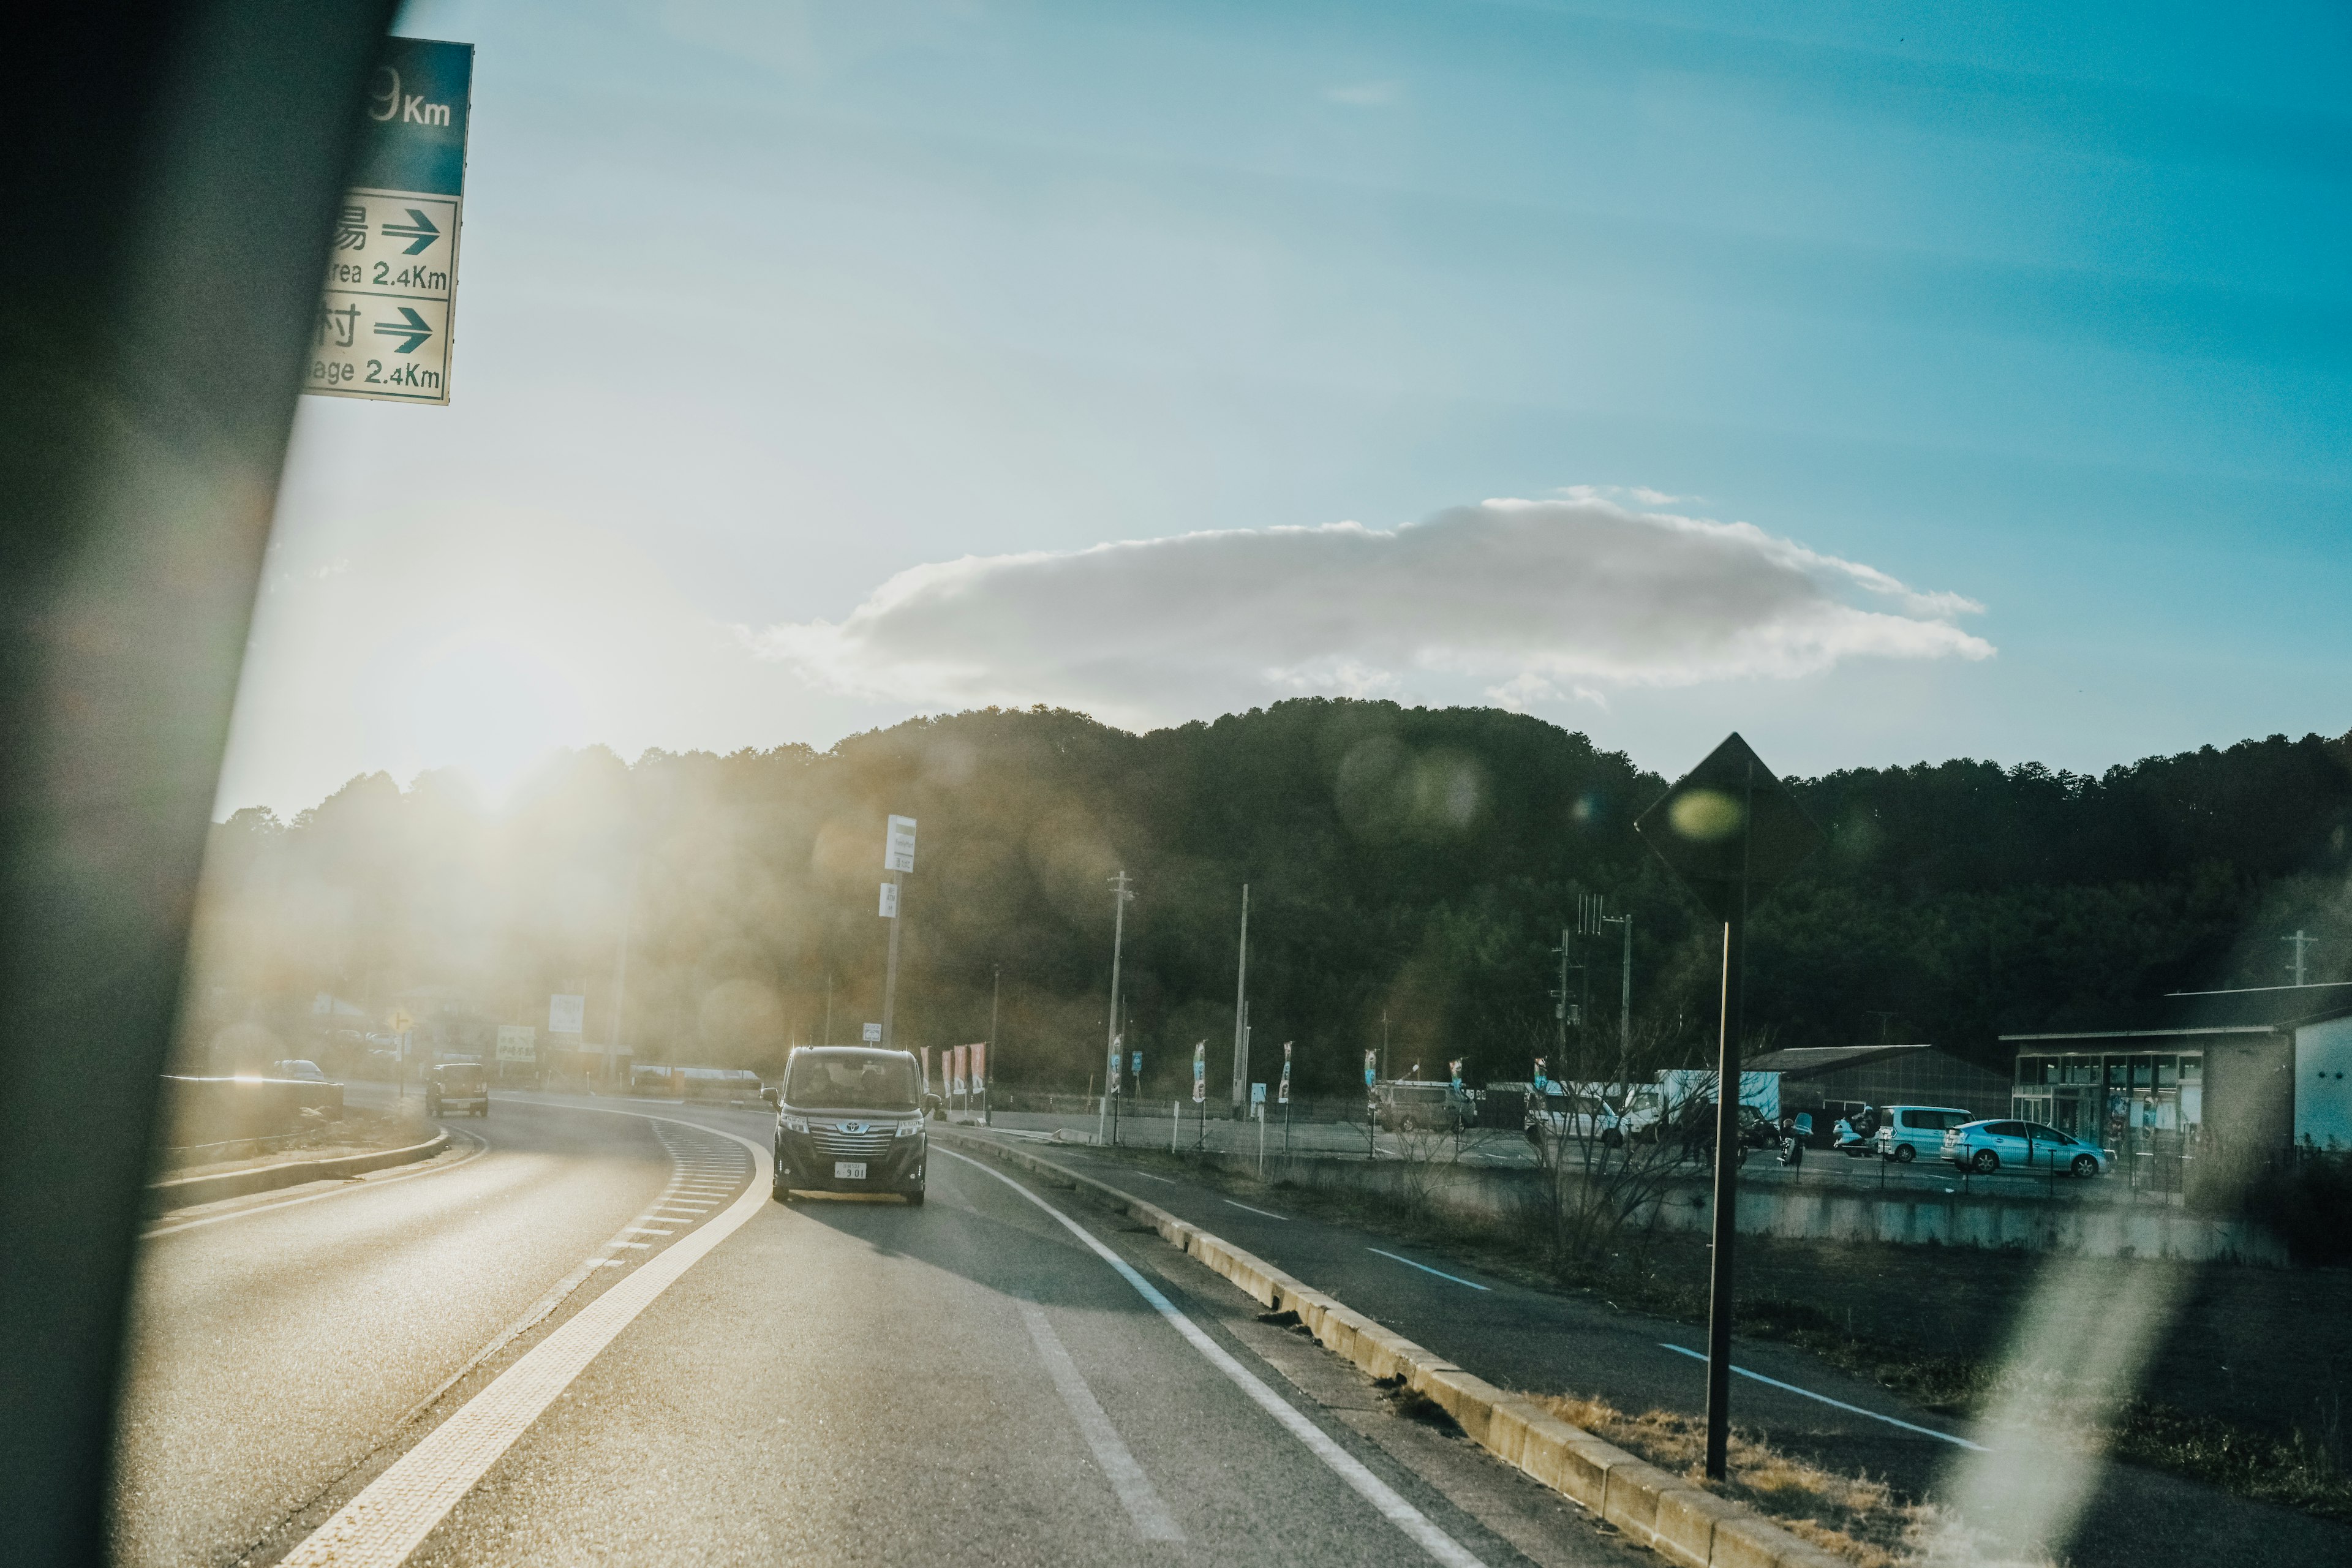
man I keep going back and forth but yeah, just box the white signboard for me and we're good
[305,37,473,405]
[548,993,586,1035]
[884,815,917,873]
[879,881,899,918]
[496,1025,537,1063]
[862,1022,883,1043]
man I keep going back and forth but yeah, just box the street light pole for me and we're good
[1100,871,1133,1146]
[987,964,998,1126]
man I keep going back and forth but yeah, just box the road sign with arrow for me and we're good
[304,36,472,405]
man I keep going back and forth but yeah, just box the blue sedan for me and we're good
[1941,1118,2109,1177]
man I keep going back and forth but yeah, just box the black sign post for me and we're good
[1634,733,1823,1480]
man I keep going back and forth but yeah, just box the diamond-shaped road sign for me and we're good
[1634,733,1823,921]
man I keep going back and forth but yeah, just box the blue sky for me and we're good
[231,1,2352,813]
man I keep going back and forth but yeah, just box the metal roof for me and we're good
[1741,1044,1943,1076]
[1999,981,2352,1042]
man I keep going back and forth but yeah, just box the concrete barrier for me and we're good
[937,1130,1847,1568]
[148,1130,451,1212]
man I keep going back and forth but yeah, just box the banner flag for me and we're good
[1363,1049,1376,1088]
[953,1044,968,1097]
[970,1041,985,1092]
[1191,1041,1206,1104]
[1107,1034,1121,1095]
[920,1046,932,1097]
[1278,1041,1292,1104]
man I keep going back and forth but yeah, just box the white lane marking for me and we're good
[621,1226,674,1235]
[939,1149,1487,1568]
[606,1241,652,1250]
[1367,1248,1489,1292]
[140,1131,491,1239]
[1022,1305,1186,1542]
[1656,1344,1987,1451]
[1124,1171,1179,1185]
[278,1115,771,1568]
[1223,1198,1288,1221]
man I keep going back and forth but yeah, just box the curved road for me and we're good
[111,1093,1645,1568]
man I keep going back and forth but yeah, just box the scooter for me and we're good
[1830,1107,1882,1158]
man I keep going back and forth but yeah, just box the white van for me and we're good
[1872,1105,1973,1163]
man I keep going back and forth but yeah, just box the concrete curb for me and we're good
[148,1129,453,1212]
[937,1129,1845,1568]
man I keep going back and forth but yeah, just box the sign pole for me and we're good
[1632,734,1821,1484]
[881,868,903,1049]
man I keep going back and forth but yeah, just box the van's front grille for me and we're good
[812,1125,894,1159]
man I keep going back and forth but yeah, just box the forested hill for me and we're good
[188,701,2352,1096]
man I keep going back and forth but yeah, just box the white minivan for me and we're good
[1872,1105,1974,1163]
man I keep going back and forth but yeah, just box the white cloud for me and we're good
[755,494,1992,728]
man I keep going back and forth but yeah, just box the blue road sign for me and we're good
[306,37,473,405]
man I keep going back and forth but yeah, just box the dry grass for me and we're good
[1533,1393,2045,1568]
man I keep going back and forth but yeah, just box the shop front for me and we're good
[2012,1049,2203,1159]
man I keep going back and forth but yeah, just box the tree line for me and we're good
[181,699,2352,1098]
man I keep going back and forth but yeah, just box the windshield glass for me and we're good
[786,1054,918,1112]
[83,10,2350,1568]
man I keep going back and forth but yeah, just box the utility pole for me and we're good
[1230,883,1250,1114]
[1599,907,1632,1068]
[987,964,999,1126]
[1551,925,1572,1055]
[1100,871,1134,1146]
[2285,929,2316,987]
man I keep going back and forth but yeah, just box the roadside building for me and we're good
[2002,982,2352,1161]
[1744,1044,2011,1140]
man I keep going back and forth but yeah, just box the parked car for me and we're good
[268,1059,330,1083]
[1871,1105,1974,1163]
[1369,1079,1463,1132]
[426,1061,489,1118]
[1942,1118,2108,1177]
[1524,1085,1630,1145]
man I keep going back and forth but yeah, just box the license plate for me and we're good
[834,1161,866,1180]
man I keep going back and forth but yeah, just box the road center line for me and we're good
[1656,1344,1987,1450]
[1222,1198,1289,1220]
[1368,1248,1490,1291]
[939,1148,1488,1568]
[277,1112,772,1568]
[1022,1304,1186,1541]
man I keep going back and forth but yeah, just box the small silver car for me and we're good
[1871,1105,1973,1163]
[1942,1118,2108,1177]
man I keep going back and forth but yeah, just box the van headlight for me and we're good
[780,1115,810,1134]
[895,1118,924,1138]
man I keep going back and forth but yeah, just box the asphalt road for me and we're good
[110,1093,1656,1568]
[992,1132,2352,1568]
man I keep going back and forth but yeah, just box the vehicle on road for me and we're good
[425,1061,489,1119]
[1942,1118,2109,1177]
[1368,1079,1464,1133]
[773,1046,927,1204]
[1525,1083,1640,1146]
[268,1059,330,1083]
[1872,1105,1974,1163]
